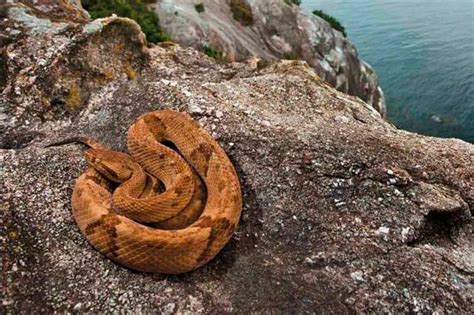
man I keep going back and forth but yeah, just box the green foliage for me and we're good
[282,52,298,60]
[195,3,205,13]
[312,9,347,37]
[202,46,224,61]
[284,0,301,5]
[230,0,254,26]
[82,0,170,43]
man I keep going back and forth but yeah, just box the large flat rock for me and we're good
[1,2,472,313]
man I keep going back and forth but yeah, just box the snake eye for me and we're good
[85,152,100,165]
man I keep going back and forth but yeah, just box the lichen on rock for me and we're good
[1,3,149,148]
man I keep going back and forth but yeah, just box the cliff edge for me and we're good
[152,0,386,115]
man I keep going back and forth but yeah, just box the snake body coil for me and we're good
[71,110,242,274]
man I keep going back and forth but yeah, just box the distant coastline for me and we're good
[303,0,474,142]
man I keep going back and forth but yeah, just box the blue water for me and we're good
[302,0,474,142]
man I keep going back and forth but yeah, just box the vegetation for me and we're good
[312,9,347,37]
[284,0,301,5]
[282,52,298,60]
[229,0,254,26]
[195,2,205,13]
[202,46,225,61]
[82,0,170,43]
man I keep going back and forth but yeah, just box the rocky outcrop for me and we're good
[1,2,473,313]
[152,0,386,115]
[0,2,148,149]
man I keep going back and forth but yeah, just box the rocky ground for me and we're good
[1,1,473,313]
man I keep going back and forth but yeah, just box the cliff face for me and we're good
[1,1,473,313]
[152,0,386,115]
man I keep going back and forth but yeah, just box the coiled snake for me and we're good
[60,110,242,274]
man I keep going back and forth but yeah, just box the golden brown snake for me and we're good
[63,110,242,274]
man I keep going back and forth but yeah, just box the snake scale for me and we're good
[66,110,242,274]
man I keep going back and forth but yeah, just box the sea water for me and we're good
[302,0,474,142]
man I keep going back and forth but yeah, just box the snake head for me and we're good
[85,149,136,183]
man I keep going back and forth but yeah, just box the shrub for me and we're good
[282,52,298,60]
[203,46,224,61]
[82,0,170,43]
[312,9,347,37]
[195,3,205,13]
[229,0,254,26]
[284,0,301,5]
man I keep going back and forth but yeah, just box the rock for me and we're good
[334,115,350,124]
[431,114,443,123]
[375,226,390,241]
[350,271,365,282]
[73,302,83,311]
[1,1,473,313]
[0,3,148,149]
[152,0,386,116]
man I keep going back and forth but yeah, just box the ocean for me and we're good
[302,0,474,142]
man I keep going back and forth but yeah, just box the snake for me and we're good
[60,110,242,274]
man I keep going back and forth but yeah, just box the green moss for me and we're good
[230,0,254,26]
[312,9,347,37]
[195,3,205,13]
[82,0,170,43]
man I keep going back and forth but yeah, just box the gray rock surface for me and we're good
[153,0,386,115]
[1,2,473,313]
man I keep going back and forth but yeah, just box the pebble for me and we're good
[334,115,350,124]
[162,303,176,315]
[304,257,316,265]
[73,303,83,311]
[402,288,410,298]
[376,226,390,240]
[401,227,411,242]
[188,104,202,114]
[350,271,365,282]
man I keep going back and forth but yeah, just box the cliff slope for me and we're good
[153,0,386,115]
